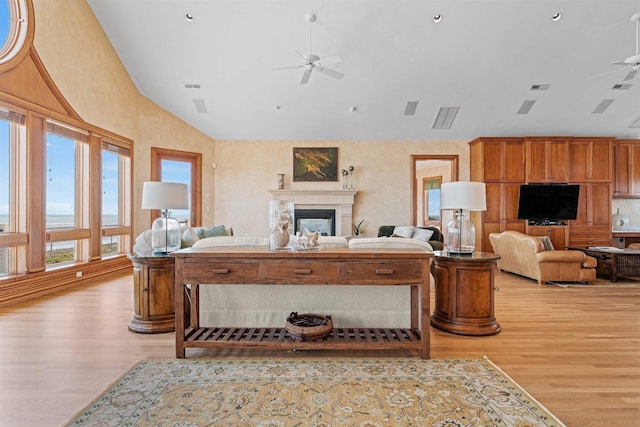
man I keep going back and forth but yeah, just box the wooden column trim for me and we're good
[26,111,45,272]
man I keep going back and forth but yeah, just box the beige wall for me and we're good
[214,140,469,237]
[31,0,216,237]
[30,0,471,239]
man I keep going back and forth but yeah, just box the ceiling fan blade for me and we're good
[587,67,631,80]
[319,56,342,65]
[300,68,312,84]
[273,64,303,71]
[624,69,639,81]
[315,66,344,80]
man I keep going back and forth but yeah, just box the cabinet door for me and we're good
[547,140,569,182]
[504,140,525,182]
[631,144,640,196]
[613,143,630,196]
[527,226,567,250]
[590,140,612,182]
[568,141,590,182]
[526,140,547,183]
[589,183,612,227]
[482,141,505,182]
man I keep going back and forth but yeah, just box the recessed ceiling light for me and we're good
[551,13,562,22]
[433,15,443,23]
[185,13,194,22]
[350,106,358,113]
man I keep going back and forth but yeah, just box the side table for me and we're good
[430,251,501,336]
[128,254,175,333]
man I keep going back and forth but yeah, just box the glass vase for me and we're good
[445,211,475,254]
[269,200,294,251]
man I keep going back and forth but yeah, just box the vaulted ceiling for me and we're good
[87,0,640,141]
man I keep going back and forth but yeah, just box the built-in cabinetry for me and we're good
[470,138,526,252]
[470,136,613,252]
[613,140,640,198]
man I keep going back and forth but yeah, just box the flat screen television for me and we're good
[517,184,580,225]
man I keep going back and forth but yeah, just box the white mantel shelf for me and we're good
[269,189,358,236]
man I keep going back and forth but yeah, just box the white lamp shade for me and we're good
[141,181,189,210]
[440,181,487,211]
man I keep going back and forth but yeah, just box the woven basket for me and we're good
[285,312,333,341]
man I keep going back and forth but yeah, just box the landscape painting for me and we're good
[293,147,338,182]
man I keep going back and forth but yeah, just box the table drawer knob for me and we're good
[375,269,395,275]
[211,268,231,274]
[294,268,312,274]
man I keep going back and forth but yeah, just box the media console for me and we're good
[172,247,433,359]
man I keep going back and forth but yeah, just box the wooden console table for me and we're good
[430,251,501,336]
[172,248,432,359]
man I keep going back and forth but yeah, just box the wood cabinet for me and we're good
[471,136,613,252]
[526,225,568,250]
[128,255,176,333]
[568,183,612,246]
[470,138,526,252]
[613,140,640,198]
[568,138,613,182]
[525,137,569,183]
[471,137,525,182]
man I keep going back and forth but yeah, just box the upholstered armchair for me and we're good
[489,230,597,285]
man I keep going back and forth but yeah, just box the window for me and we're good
[423,177,442,225]
[45,120,89,266]
[101,141,131,256]
[151,148,202,227]
[0,0,31,67]
[0,105,26,276]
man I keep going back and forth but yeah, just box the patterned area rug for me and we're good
[66,357,564,426]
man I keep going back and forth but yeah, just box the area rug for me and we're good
[65,357,564,426]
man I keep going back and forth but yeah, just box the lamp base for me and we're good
[445,211,476,255]
[446,249,475,256]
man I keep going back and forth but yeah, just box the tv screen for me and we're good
[517,184,580,224]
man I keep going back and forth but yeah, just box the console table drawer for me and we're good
[345,261,423,283]
[182,261,260,283]
[260,261,341,283]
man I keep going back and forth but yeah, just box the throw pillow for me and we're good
[197,225,228,239]
[182,227,200,247]
[411,227,434,242]
[537,235,555,251]
[393,226,414,238]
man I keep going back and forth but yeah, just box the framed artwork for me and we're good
[293,147,338,182]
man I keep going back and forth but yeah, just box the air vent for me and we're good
[432,106,459,129]
[613,83,632,90]
[530,84,550,91]
[592,99,614,114]
[630,116,640,128]
[516,100,536,115]
[184,83,201,89]
[193,98,208,113]
[404,101,419,116]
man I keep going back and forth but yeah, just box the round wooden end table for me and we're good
[430,251,501,336]
[128,254,176,333]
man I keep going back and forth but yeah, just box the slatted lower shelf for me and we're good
[183,327,422,351]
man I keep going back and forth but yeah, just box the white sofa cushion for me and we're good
[193,235,269,248]
[348,236,433,251]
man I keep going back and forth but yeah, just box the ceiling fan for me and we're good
[273,13,344,84]
[594,13,640,81]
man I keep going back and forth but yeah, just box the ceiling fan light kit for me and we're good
[273,12,344,84]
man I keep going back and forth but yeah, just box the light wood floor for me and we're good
[1,271,639,427]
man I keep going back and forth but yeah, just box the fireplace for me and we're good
[295,209,336,236]
[269,189,357,236]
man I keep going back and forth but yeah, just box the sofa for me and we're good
[377,225,444,250]
[489,230,597,285]
[192,234,433,329]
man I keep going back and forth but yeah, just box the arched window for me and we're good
[0,0,31,70]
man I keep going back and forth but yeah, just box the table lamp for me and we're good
[440,181,487,254]
[141,181,189,254]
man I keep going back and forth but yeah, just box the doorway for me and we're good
[411,155,458,229]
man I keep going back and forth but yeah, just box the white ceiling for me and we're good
[86,0,640,141]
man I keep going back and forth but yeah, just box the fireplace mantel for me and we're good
[269,190,358,236]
